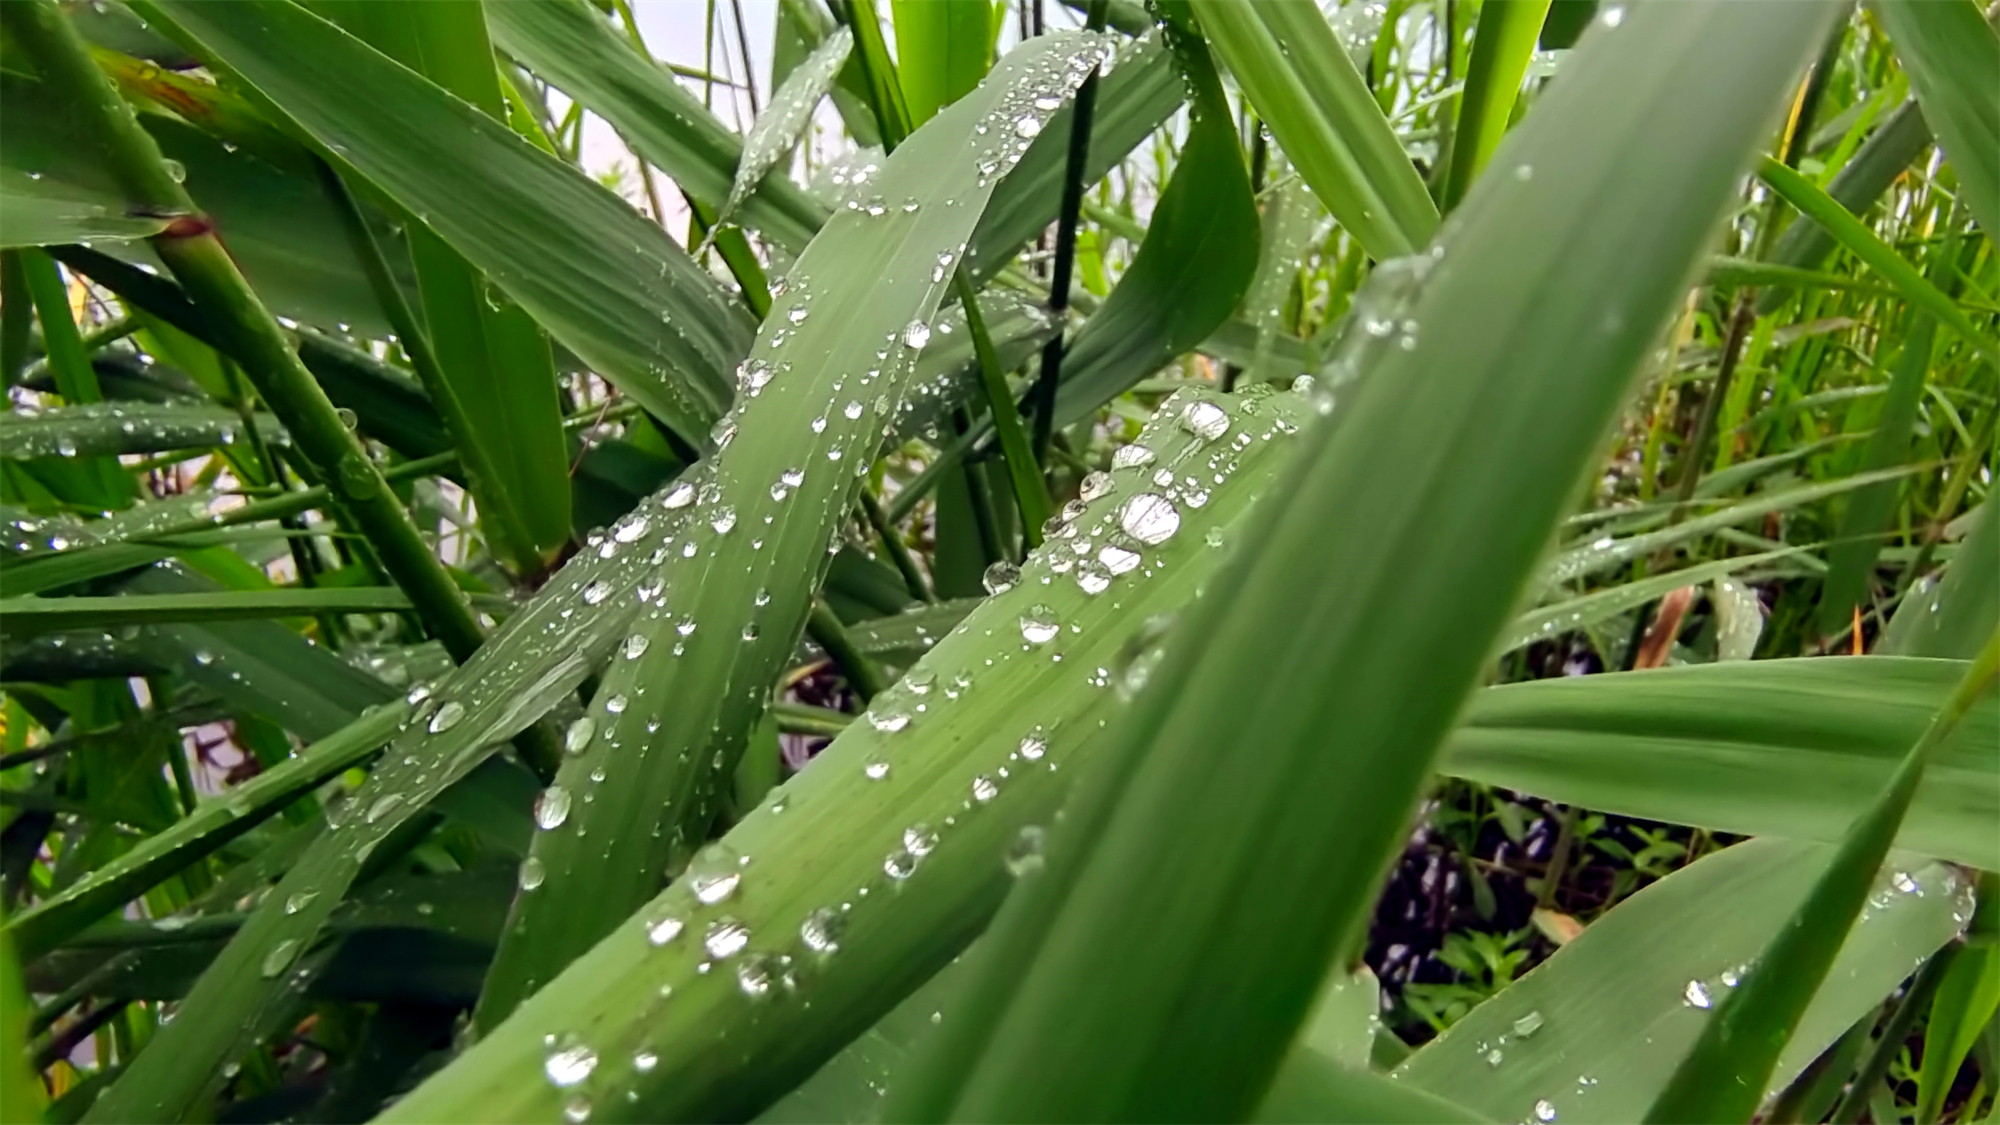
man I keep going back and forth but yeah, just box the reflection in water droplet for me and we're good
[801,907,844,953]
[536,786,573,830]
[1118,494,1180,545]
[519,856,546,891]
[565,717,596,755]
[982,560,1021,595]
[1019,605,1059,644]
[704,917,750,959]
[260,938,300,978]
[1682,979,1712,1009]
[428,701,466,733]
[544,1042,597,1087]
[1179,400,1230,441]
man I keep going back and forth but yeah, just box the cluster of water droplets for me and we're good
[0,400,281,461]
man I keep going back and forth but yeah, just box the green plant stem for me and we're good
[1827,945,1961,1124]
[1,0,488,665]
[859,489,935,602]
[842,0,913,149]
[770,701,853,737]
[313,156,541,576]
[1673,294,1757,505]
[1031,0,1108,459]
[20,316,139,386]
[1899,404,1998,594]
[221,354,344,646]
[955,272,1050,548]
[18,249,105,405]
[806,598,888,701]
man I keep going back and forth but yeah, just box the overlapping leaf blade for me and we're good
[473,28,1120,1030]
[904,3,1837,1119]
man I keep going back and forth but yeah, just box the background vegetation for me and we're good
[0,0,1994,1121]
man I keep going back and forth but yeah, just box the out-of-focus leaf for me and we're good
[0,401,278,459]
[1192,0,1439,259]
[135,0,755,442]
[1884,498,1998,660]
[1442,0,1552,211]
[715,29,852,234]
[1393,838,1976,1123]
[893,0,993,124]
[1874,0,2000,237]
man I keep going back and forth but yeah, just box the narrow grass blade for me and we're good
[0,170,165,247]
[1646,628,2000,1122]
[1192,0,1439,259]
[472,30,1118,1031]
[1504,547,1801,653]
[1817,315,1936,635]
[135,0,754,441]
[1394,838,1976,1124]
[381,383,1311,1124]
[488,0,827,253]
[0,917,39,1125]
[1443,656,1998,868]
[715,29,852,235]
[0,587,495,636]
[1055,48,1258,427]
[1441,0,1552,211]
[1758,100,1932,313]
[908,4,1836,1118]
[1885,494,1997,661]
[4,700,408,962]
[892,0,992,125]
[1915,897,1999,1122]
[0,402,278,459]
[1874,0,2000,237]
[1756,157,2000,366]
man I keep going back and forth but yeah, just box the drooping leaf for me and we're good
[133,0,755,442]
[714,29,853,236]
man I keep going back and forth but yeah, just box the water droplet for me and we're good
[563,1096,590,1123]
[615,516,650,543]
[704,917,750,959]
[688,846,743,904]
[366,793,404,824]
[1079,471,1116,502]
[581,581,610,605]
[1513,163,1534,182]
[284,891,318,915]
[544,1042,598,1087]
[1683,979,1712,1009]
[1179,401,1230,441]
[1600,4,1624,26]
[519,856,546,890]
[1892,870,1920,894]
[982,560,1021,595]
[604,694,629,715]
[864,760,891,780]
[711,507,738,534]
[1111,443,1155,469]
[565,717,596,755]
[664,481,696,509]
[1512,1010,1544,1038]
[633,1050,658,1073]
[624,633,651,660]
[1014,115,1042,139]
[1076,563,1111,595]
[971,775,999,803]
[1018,731,1047,761]
[737,953,778,997]
[1005,825,1046,876]
[536,786,572,830]
[870,710,911,733]
[645,907,685,945]
[903,824,939,856]
[1098,543,1141,575]
[884,848,917,880]
[801,907,844,953]
[1019,605,1059,644]
[1534,1099,1557,1122]
[1118,494,1181,545]
[902,320,932,349]
[260,938,300,978]
[162,157,187,183]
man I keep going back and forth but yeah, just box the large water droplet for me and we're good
[1179,400,1230,442]
[971,775,999,803]
[1534,1099,1557,1122]
[428,700,466,733]
[645,907,685,945]
[581,581,610,605]
[870,710,911,733]
[536,786,573,830]
[565,717,596,755]
[1118,494,1181,545]
[1111,444,1155,469]
[1018,731,1047,761]
[519,856,546,890]
[1019,605,1059,644]
[260,938,300,978]
[884,848,917,880]
[1079,471,1116,502]
[704,917,750,959]
[982,560,1021,595]
[544,1042,598,1087]
[1512,1009,1545,1038]
[902,320,932,349]
[903,824,938,856]
[664,481,696,509]
[1682,979,1712,1009]
[801,907,844,953]
[688,845,743,904]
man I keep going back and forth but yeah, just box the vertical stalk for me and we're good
[1672,295,1757,505]
[956,273,1051,546]
[1031,0,1109,458]
[806,598,887,701]
[859,489,935,602]
[1,0,487,663]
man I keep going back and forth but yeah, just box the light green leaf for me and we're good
[714,28,852,235]
[1874,0,2000,237]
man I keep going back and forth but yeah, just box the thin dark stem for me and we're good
[807,598,887,701]
[1031,0,1109,460]
[729,0,762,117]
[1672,294,1757,506]
[859,489,935,603]
[957,272,1051,547]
